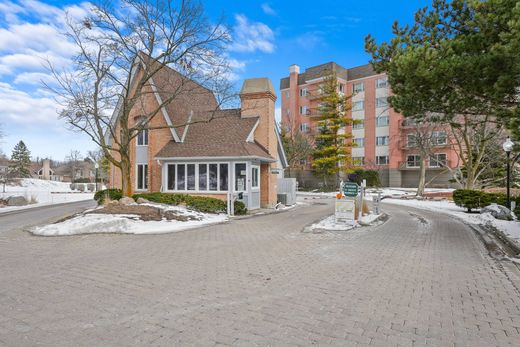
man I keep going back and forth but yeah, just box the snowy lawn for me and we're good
[31,203,228,236]
[0,179,94,213]
[381,198,520,246]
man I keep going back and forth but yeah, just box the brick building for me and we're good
[280,62,459,188]
[108,55,287,209]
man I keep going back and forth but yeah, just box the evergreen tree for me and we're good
[312,70,355,188]
[9,141,32,178]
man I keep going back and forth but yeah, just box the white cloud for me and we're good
[295,32,325,51]
[230,14,275,53]
[0,82,61,124]
[261,3,276,16]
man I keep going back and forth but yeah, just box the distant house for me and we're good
[107,54,287,209]
[33,159,96,182]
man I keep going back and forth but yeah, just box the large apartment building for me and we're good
[280,62,459,188]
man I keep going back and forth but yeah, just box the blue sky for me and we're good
[0,0,430,160]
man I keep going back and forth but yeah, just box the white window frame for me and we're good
[353,120,364,129]
[299,88,308,97]
[376,97,388,108]
[432,131,448,146]
[376,156,389,165]
[407,134,417,147]
[430,153,447,168]
[353,138,365,147]
[234,162,248,193]
[299,106,308,115]
[165,162,230,193]
[376,136,389,146]
[353,83,364,93]
[137,128,148,146]
[300,123,310,133]
[251,165,260,191]
[376,78,388,88]
[352,101,364,111]
[136,163,148,191]
[407,155,421,168]
[376,115,389,127]
[353,157,365,166]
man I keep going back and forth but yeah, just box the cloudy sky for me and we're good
[0,0,429,160]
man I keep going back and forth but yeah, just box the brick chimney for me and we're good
[42,159,51,180]
[239,78,278,207]
[288,65,300,135]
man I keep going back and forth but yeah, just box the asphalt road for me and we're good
[0,199,97,233]
[1,198,520,346]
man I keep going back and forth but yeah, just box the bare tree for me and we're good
[65,150,83,182]
[45,0,234,196]
[280,125,313,178]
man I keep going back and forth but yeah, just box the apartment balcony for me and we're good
[398,160,452,170]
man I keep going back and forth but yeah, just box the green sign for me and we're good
[342,182,359,197]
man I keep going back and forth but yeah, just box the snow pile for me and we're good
[0,178,94,213]
[383,198,520,245]
[307,213,384,232]
[31,204,228,236]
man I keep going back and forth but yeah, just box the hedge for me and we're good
[132,192,247,215]
[94,188,122,205]
[453,189,520,215]
[351,169,381,187]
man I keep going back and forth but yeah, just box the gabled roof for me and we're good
[155,109,274,161]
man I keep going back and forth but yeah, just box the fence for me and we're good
[277,178,297,206]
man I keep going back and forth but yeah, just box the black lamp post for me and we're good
[94,162,99,192]
[502,137,514,209]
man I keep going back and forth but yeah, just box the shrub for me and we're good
[94,188,122,205]
[87,183,95,192]
[131,192,248,215]
[351,170,381,187]
[233,200,247,215]
[69,183,76,191]
[453,189,490,212]
[132,192,187,205]
[77,184,86,192]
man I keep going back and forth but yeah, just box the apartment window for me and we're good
[235,163,247,192]
[353,83,364,93]
[353,138,365,147]
[376,97,388,108]
[137,129,148,146]
[402,118,417,127]
[285,108,290,116]
[376,78,388,88]
[299,106,308,115]
[136,164,148,190]
[430,153,447,167]
[407,134,417,147]
[353,156,365,166]
[352,101,364,111]
[376,156,389,165]
[339,83,345,93]
[353,120,364,129]
[407,155,421,168]
[376,116,389,127]
[251,166,259,188]
[376,136,389,146]
[300,88,308,97]
[432,131,448,145]
[285,91,290,99]
[300,123,310,133]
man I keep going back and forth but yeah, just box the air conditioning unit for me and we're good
[277,193,288,205]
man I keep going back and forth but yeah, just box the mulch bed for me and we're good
[86,203,200,222]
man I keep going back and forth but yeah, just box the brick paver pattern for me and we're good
[1,199,519,346]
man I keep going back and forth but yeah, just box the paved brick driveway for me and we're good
[0,198,519,346]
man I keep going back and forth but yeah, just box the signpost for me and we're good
[342,182,359,197]
[335,199,356,225]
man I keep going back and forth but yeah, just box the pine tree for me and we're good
[312,70,355,188]
[9,141,32,178]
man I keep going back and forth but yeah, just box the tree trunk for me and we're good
[417,158,426,196]
[465,167,475,190]
[120,155,132,197]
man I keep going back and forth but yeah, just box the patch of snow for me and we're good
[383,198,520,246]
[31,204,228,236]
[0,179,93,213]
[309,215,358,231]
